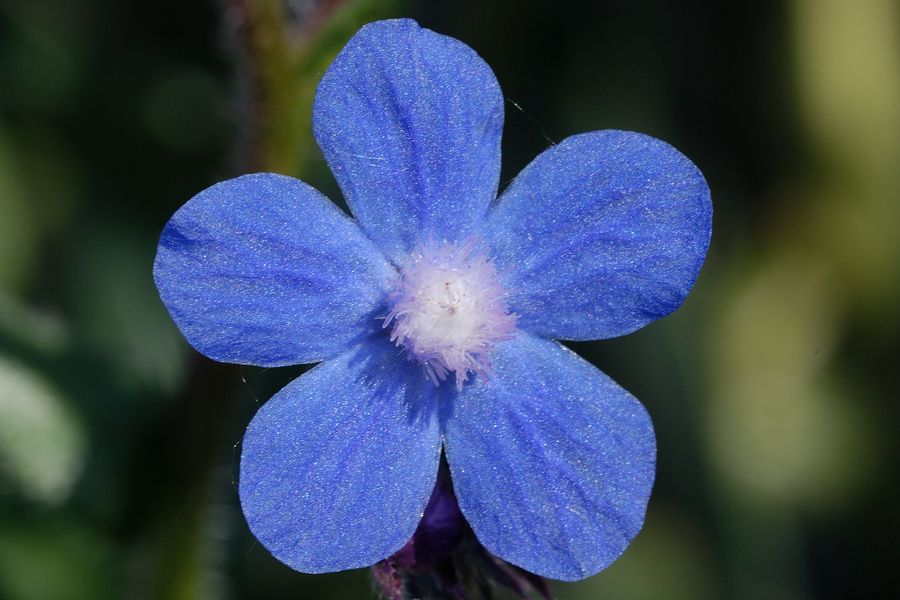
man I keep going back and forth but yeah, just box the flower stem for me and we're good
[226,0,399,176]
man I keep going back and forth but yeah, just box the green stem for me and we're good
[230,0,398,177]
[229,0,301,174]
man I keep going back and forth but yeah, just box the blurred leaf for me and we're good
[0,293,67,355]
[131,489,234,600]
[793,0,900,171]
[0,516,117,600]
[706,255,875,510]
[792,0,900,324]
[65,223,189,394]
[0,127,37,291]
[0,355,85,504]
[16,127,81,235]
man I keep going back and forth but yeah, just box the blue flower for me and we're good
[153,19,711,581]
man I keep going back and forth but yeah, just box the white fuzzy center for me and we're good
[384,238,516,389]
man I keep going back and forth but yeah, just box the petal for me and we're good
[442,333,656,580]
[485,130,712,340]
[313,19,504,264]
[239,335,441,573]
[153,173,395,366]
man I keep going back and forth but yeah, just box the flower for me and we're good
[153,18,711,582]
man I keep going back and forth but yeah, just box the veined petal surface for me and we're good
[485,130,712,340]
[442,333,656,580]
[239,335,442,573]
[153,173,395,366]
[313,19,504,264]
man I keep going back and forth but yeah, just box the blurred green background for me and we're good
[0,0,896,598]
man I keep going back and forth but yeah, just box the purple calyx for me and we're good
[372,463,553,600]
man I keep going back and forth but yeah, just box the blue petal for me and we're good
[153,173,395,366]
[239,335,441,573]
[442,333,656,581]
[313,19,504,264]
[485,130,712,340]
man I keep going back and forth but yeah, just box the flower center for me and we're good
[384,238,516,389]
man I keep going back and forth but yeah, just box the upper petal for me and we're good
[442,332,656,580]
[313,19,504,264]
[485,130,712,340]
[153,173,395,366]
[239,335,442,573]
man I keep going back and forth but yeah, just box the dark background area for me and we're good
[0,0,896,598]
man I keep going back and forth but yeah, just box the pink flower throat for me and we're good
[383,238,517,389]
